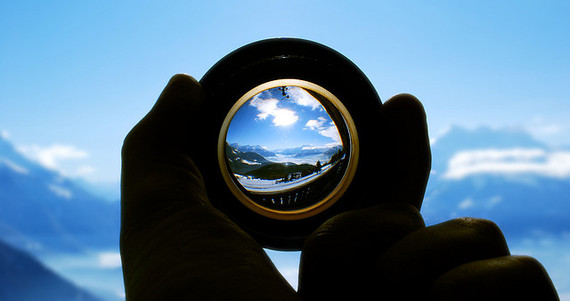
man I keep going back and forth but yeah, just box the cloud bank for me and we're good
[248,87,325,127]
[98,252,122,269]
[444,148,570,179]
[17,144,94,178]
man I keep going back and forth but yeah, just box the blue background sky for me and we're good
[1,0,568,184]
[1,1,569,298]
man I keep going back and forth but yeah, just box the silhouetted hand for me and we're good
[120,74,559,300]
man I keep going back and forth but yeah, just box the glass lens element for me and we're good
[219,79,358,220]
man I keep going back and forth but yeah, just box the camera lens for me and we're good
[219,79,359,220]
[200,38,380,250]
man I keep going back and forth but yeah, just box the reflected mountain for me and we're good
[226,142,272,174]
[226,143,342,181]
[225,142,347,210]
[273,145,343,159]
[229,143,277,158]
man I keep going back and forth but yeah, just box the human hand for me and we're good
[121,74,558,300]
[121,74,299,300]
[297,98,559,300]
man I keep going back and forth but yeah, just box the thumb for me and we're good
[375,93,431,210]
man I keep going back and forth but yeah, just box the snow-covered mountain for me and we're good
[229,143,342,160]
[0,239,103,301]
[230,143,277,158]
[424,126,570,239]
[2,127,569,297]
[423,126,570,295]
[0,135,122,300]
[273,145,342,158]
[226,143,273,175]
[0,135,120,254]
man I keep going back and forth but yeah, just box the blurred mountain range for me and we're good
[423,126,570,241]
[0,239,102,301]
[229,143,277,158]
[228,127,570,240]
[0,135,121,300]
[0,126,569,299]
[0,136,120,255]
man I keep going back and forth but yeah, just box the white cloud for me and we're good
[319,125,342,145]
[98,252,122,269]
[250,96,298,126]
[305,117,342,145]
[16,144,94,178]
[287,86,322,111]
[443,148,570,179]
[305,117,327,130]
[247,86,327,127]
[18,144,88,169]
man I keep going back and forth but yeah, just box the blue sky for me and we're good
[227,86,342,150]
[1,0,568,184]
[1,1,569,297]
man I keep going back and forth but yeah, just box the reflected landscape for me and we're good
[224,85,352,211]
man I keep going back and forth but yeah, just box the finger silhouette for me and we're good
[121,74,298,300]
[374,93,431,210]
[299,94,430,299]
[376,218,510,299]
[429,255,559,301]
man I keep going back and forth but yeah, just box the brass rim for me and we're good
[218,79,359,220]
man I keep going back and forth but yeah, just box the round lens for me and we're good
[218,79,359,220]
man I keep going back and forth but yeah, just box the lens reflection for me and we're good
[223,83,353,213]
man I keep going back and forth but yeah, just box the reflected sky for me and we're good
[227,86,341,151]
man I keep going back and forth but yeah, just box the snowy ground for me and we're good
[235,163,334,193]
[266,154,329,165]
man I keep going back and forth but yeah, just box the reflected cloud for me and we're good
[305,117,341,146]
[288,86,322,111]
[250,96,299,127]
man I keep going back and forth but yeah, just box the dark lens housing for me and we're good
[199,38,381,250]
